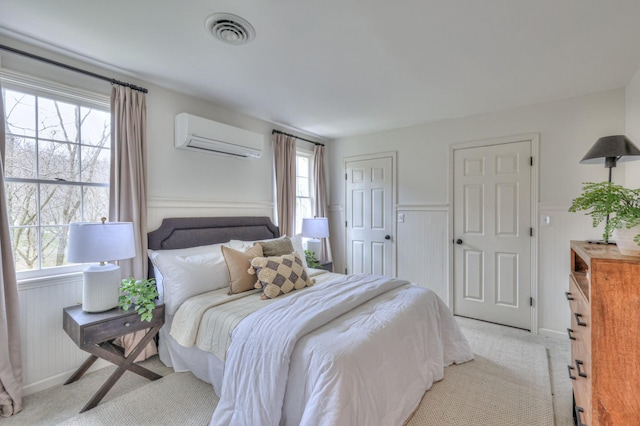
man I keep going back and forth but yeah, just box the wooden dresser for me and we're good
[567,241,640,425]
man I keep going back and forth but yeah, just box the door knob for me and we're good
[385,235,391,240]
[455,239,463,245]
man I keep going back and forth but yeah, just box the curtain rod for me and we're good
[0,44,148,94]
[272,129,325,146]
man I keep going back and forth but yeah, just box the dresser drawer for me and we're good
[568,275,590,346]
[568,274,592,425]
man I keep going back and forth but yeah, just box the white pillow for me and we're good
[152,265,164,301]
[290,234,309,269]
[148,243,230,315]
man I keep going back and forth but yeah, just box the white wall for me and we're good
[328,89,625,336]
[625,67,640,187]
[0,35,320,394]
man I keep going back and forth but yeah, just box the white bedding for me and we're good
[209,273,473,426]
[157,268,337,396]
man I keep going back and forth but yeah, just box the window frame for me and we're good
[294,148,314,236]
[1,70,111,281]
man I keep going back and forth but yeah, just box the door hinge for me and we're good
[345,268,348,274]
[345,221,348,228]
[530,297,533,307]
[530,227,533,237]
[345,173,348,180]
[530,156,533,166]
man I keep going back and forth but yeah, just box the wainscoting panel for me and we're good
[17,201,594,395]
[396,206,450,305]
[537,204,602,336]
[18,273,111,395]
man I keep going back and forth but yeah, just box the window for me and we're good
[295,151,313,234]
[2,81,111,277]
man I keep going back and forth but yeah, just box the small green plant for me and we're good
[118,277,159,322]
[304,249,321,268]
[569,182,640,244]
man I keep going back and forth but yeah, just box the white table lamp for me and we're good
[301,217,329,259]
[67,219,136,312]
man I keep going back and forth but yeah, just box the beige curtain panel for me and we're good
[109,86,156,361]
[313,145,332,261]
[0,81,23,417]
[273,133,297,237]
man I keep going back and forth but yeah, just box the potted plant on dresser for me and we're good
[569,181,640,255]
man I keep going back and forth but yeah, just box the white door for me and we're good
[453,141,532,330]
[345,155,395,276]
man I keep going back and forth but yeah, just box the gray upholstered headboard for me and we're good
[146,216,279,279]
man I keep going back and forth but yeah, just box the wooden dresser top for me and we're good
[570,240,640,264]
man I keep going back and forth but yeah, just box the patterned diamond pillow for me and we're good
[249,252,314,299]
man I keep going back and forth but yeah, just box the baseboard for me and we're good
[538,328,565,339]
[23,359,112,396]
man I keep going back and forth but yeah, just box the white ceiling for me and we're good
[1,0,640,139]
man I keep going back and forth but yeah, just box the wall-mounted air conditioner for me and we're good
[175,113,264,159]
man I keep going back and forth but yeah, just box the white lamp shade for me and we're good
[301,217,329,239]
[67,222,136,263]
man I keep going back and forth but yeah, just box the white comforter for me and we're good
[210,274,473,426]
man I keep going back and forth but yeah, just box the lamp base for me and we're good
[306,239,322,258]
[82,264,121,312]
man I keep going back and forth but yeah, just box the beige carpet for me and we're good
[56,322,554,426]
[406,327,554,425]
[59,372,216,426]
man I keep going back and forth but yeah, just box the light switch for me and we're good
[541,215,551,226]
[398,213,405,223]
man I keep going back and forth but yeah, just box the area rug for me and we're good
[59,372,218,426]
[60,322,553,425]
[405,326,554,425]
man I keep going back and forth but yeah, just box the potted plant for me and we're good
[304,249,322,268]
[118,277,159,322]
[569,182,640,255]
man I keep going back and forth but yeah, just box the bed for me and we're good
[147,216,473,426]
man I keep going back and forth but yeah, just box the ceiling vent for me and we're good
[205,13,255,45]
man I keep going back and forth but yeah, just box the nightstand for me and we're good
[318,260,333,272]
[63,302,165,412]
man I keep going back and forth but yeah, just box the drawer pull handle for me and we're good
[567,328,576,340]
[574,312,587,327]
[576,359,587,378]
[567,365,576,380]
[575,406,587,426]
[124,322,131,327]
[565,292,574,301]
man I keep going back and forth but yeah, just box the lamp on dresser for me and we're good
[579,135,640,244]
[301,217,329,259]
[580,135,640,181]
[67,218,135,312]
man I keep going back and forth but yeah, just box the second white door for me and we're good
[345,155,394,276]
[453,140,532,330]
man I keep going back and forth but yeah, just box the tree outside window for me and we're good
[2,83,110,275]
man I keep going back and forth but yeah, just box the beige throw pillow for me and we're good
[250,252,314,300]
[258,237,295,257]
[222,244,264,295]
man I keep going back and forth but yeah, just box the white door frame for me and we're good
[448,134,540,333]
[344,151,397,276]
